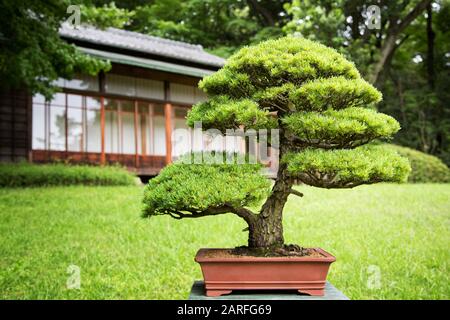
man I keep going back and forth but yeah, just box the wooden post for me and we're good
[27,93,33,162]
[100,96,105,165]
[165,103,172,164]
[81,97,86,160]
[65,93,68,157]
[148,103,155,156]
[45,100,50,156]
[149,104,154,155]
[164,81,172,164]
[118,102,123,157]
[99,71,105,93]
[134,100,139,168]
[140,109,147,156]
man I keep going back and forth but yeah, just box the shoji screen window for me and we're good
[67,94,83,152]
[85,97,102,153]
[105,99,120,154]
[172,107,191,158]
[138,103,167,156]
[49,93,66,151]
[152,104,166,156]
[104,99,136,155]
[32,94,47,150]
[120,101,136,155]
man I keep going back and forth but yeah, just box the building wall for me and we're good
[2,65,207,175]
[0,89,30,162]
[0,85,277,177]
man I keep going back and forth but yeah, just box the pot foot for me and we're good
[298,289,324,296]
[206,289,232,297]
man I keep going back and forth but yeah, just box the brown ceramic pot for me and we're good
[195,248,336,297]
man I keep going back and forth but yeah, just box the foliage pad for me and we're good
[284,145,411,188]
[283,107,400,148]
[142,161,270,218]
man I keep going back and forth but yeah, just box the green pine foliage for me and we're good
[283,145,411,188]
[252,83,295,110]
[191,36,409,186]
[199,37,360,99]
[144,36,410,223]
[282,107,400,148]
[288,77,382,111]
[186,95,277,132]
[142,159,270,218]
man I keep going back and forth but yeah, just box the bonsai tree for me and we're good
[142,37,410,253]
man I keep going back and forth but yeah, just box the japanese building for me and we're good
[0,24,226,175]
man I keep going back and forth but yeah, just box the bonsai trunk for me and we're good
[248,162,293,248]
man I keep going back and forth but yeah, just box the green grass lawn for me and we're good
[0,184,449,299]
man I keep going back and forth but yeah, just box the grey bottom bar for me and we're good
[188,281,349,300]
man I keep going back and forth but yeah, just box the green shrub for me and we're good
[384,145,450,183]
[0,163,137,187]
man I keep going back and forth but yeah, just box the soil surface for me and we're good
[203,245,323,258]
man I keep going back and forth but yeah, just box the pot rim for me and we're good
[195,247,336,263]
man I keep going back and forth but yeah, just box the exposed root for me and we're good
[231,244,314,257]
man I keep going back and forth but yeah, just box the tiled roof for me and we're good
[59,24,225,68]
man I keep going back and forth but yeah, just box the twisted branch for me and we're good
[163,203,257,225]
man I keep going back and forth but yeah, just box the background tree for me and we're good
[143,37,410,250]
[85,0,288,57]
[378,0,450,164]
[284,0,433,86]
[283,0,449,164]
[81,0,448,164]
[0,0,110,99]
[80,2,134,29]
[2,0,447,164]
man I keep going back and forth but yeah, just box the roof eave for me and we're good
[78,47,217,78]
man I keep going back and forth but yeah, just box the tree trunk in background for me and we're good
[426,3,435,90]
[368,0,432,86]
[246,0,275,26]
[426,3,444,155]
[370,34,397,86]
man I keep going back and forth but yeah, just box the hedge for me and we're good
[385,144,450,183]
[0,163,137,187]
